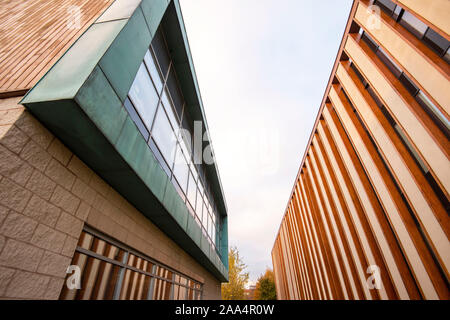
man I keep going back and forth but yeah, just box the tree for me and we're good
[254,269,277,300]
[221,246,249,300]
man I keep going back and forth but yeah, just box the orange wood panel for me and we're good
[0,0,113,94]
[323,105,418,299]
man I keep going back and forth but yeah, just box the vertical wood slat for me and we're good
[292,190,324,299]
[334,63,449,298]
[310,140,367,299]
[328,85,440,299]
[355,0,450,117]
[336,60,450,282]
[271,0,449,300]
[345,33,450,199]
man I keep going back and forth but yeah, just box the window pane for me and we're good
[208,214,213,238]
[201,201,207,226]
[399,72,419,96]
[423,28,450,57]
[198,180,204,202]
[179,133,192,163]
[400,11,428,39]
[162,89,180,135]
[392,5,402,20]
[151,29,170,77]
[144,50,163,93]
[129,63,159,129]
[187,171,197,209]
[166,68,184,118]
[376,47,403,78]
[173,145,189,193]
[124,98,149,141]
[361,32,378,52]
[189,162,198,182]
[416,91,450,132]
[149,138,172,177]
[375,0,396,15]
[445,47,450,64]
[152,108,177,165]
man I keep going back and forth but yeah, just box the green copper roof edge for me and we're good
[19,0,228,281]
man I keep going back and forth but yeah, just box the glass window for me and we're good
[149,139,170,178]
[187,171,197,209]
[361,31,379,53]
[144,50,163,94]
[173,145,189,194]
[190,162,198,182]
[124,98,149,141]
[209,214,214,238]
[423,28,450,57]
[350,63,367,87]
[198,180,204,202]
[375,0,397,15]
[392,5,402,20]
[399,72,419,96]
[367,86,384,109]
[61,229,203,300]
[416,91,450,133]
[400,11,428,39]
[129,63,159,129]
[151,29,171,77]
[151,108,177,165]
[166,68,184,118]
[445,47,450,64]
[201,201,208,226]
[162,89,180,134]
[376,47,403,78]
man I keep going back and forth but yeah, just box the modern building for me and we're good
[272,0,449,300]
[0,0,228,299]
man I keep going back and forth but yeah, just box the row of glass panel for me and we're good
[359,29,450,136]
[60,230,202,300]
[352,30,449,211]
[123,30,218,248]
[374,0,450,63]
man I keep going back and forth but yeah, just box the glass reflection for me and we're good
[129,63,159,129]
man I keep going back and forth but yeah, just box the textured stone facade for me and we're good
[0,97,221,299]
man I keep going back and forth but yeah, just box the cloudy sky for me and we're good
[179,0,353,283]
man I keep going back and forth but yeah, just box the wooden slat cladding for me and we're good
[0,0,113,95]
[272,0,449,300]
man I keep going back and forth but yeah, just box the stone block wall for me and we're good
[0,97,221,299]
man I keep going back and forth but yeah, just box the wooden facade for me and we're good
[0,0,113,97]
[272,0,449,300]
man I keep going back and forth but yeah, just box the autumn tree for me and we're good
[221,246,249,300]
[254,269,277,300]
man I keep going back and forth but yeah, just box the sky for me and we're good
[179,0,353,284]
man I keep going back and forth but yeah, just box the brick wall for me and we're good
[0,97,221,299]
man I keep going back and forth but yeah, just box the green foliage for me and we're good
[254,269,277,300]
[221,246,249,300]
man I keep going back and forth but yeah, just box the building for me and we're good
[0,0,228,300]
[272,0,449,300]
[244,285,256,300]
